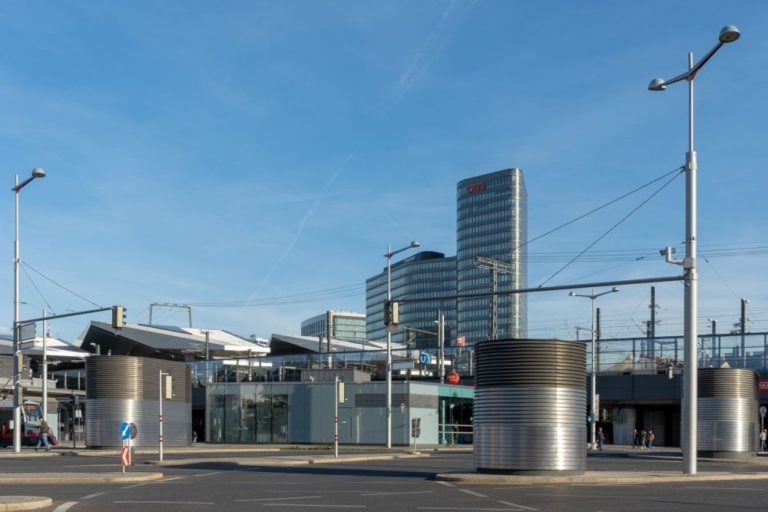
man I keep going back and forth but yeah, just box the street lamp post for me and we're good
[649,24,740,475]
[384,240,420,449]
[12,168,46,453]
[569,287,618,450]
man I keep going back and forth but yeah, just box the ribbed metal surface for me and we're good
[696,369,758,457]
[86,356,191,448]
[473,339,586,474]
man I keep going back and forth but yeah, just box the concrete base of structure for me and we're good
[698,450,756,460]
[477,468,584,476]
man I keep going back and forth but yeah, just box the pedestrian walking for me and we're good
[597,427,605,451]
[632,428,640,449]
[760,429,767,452]
[647,430,655,449]
[640,430,647,449]
[36,419,51,451]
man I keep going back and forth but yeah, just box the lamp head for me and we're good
[648,78,667,91]
[31,168,46,178]
[611,287,619,293]
[569,292,576,296]
[410,240,421,248]
[719,25,741,43]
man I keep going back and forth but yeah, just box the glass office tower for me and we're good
[366,251,456,349]
[457,169,527,343]
[301,311,366,342]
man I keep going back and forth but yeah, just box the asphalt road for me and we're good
[3,451,768,511]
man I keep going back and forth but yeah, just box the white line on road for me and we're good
[121,483,148,489]
[193,471,222,478]
[264,505,365,508]
[162,476,186,482]
[418,508,533,511]
[498,500,539,511]
[53,502,78,512]
[114,501,213,505]
[682,486,765,491]
[459,489,487,498]
[436,481,455,488]
[360,491,435,496]
[80,492,106,500]
[234,496,321,502]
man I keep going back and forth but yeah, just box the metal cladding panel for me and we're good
[85,356,191,448]
[698,368,758,399]
[695,369,758,455]
[473,339,586,474]
[85,399,191,448]
[86,355,191,402]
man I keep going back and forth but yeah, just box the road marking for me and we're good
[235,496,321,502]
[526,493,610,499]
[683,486,764,491]
[162,476,186,482]
[121,483,148,489]
[80,492,106,500]
[498,501,539,511]
[361,490,435,496]
[436,481,455,488]
[418,508,533,511]
[264,505,365,509]
[114,501,213,505]
[459,489,487,498]
[53,502,78,512]
[193,471,222,478]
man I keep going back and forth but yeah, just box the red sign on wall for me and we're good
[759,379,768,392]
[466,182,486,194]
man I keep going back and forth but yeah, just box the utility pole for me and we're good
[740,298,749,368]
[326,310,333,368]
[475,256,515,340]
[596,307,601,370]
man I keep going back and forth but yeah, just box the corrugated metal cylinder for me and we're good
[697,368,758,459]
[473,339,586,475]
[86,355,192,448]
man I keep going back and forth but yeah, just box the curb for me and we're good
[0,472,164,485]
[435,471,768,485]
[0,497,52,512]
[148,452,427,467]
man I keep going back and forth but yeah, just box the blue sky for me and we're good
[1,1,765,343]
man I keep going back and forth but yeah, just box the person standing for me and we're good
[36,419,51,451]
[647,430,655,449]
[760,429,767,452]
[597,427,606,451]
[632,428,640,449]
[640,430,647,449]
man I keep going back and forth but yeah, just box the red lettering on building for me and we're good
[466,182,486,194]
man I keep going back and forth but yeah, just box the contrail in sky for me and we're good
[248,153,355,300]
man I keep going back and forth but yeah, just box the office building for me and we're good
[365,168,527,347]
[301,311,366,342]
[456,168,527,343]
[366,251,456,349]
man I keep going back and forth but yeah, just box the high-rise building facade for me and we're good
[456,169,527,343]
[366,251,456,349]
[301,311,366,342]
[365,168,527,347]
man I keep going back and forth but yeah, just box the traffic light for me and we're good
[112,305,127,329]
[383,300,399,327]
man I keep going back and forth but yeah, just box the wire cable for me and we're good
[22,261,103,308]
[21,264,57,315]
[537,168,684,287]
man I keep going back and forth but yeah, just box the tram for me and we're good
[0,400,44,447]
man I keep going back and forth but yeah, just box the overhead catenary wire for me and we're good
[22,261,102,308]
[537,168,684,287]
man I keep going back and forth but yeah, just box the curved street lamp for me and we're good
[12,168,46,453]
[648,25,739,475]
[570,287,619,450]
